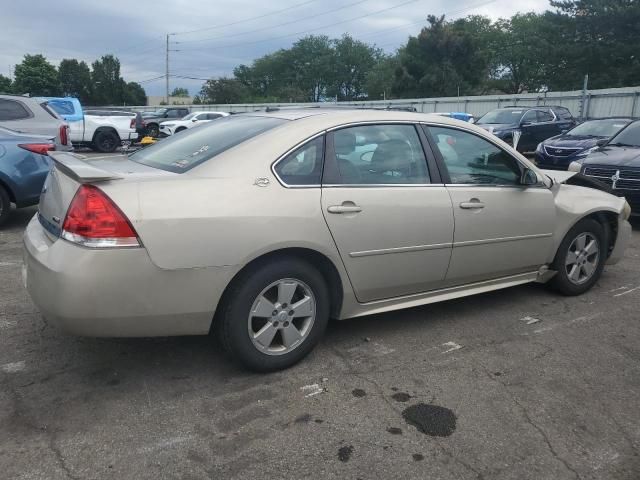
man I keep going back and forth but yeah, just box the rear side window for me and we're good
[274,136,324,186]
[207,113,222,120]
[0,99,31,120]
[129,115,287,173]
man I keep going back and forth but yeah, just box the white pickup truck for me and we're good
[41,98,137,153]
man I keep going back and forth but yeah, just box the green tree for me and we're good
[58,59,92,103]
[13,54,60,96]
[393,15,494,98]
[365,55,399,100]
[0,74,12,93]
[328,35,381,100]
[91,55,124,105]
[545,0,640,89]
[123,82,147,105]
[192,94,203,104]
[200,77,250,104]
[171,87,189,97]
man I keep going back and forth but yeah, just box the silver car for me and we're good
[0,94,72,151]
[23,109,632,371]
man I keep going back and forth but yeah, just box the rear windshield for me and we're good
[129,115,287,172]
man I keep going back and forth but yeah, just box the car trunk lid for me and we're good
[38,151,175,239]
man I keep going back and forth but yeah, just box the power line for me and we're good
[171,0,321,36]
[178,0,422,52]
[175,0,372,44]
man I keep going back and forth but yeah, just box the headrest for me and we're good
[334,131,356,155]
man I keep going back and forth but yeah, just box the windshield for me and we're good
[477,109,524,125]
[129,115,287,173]
[567,119,630,137]
[609,121,640,147]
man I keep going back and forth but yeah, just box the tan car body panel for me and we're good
[24,110,631,336]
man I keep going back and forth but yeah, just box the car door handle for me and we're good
[327,203,362,214]
[459,200,485,209]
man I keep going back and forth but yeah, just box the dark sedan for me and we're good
[0,126,53,226]
[535,118,633,170]
[476,106,576,153]
[576,120,640,215]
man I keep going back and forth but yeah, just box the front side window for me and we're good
[129,115,287,173]
[274,136,324,186]
[0,99,31,121]
[429,126,523,185]
[329,124,430,184]
[521,110,537,124]
[537,110,554,122]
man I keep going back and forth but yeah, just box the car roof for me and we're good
[231,107,486,131]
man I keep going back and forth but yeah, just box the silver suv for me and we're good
[0,94,72,151]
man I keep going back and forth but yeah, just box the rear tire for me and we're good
[0,185,10,227]
[549,218,606,296]
[217,258,330,372]
[93,130,120,153]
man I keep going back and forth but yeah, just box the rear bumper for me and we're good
[23,215,234,337]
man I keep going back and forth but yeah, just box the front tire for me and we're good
[549,218,606,295]
[217,258,330,372]
[0,185,11,227]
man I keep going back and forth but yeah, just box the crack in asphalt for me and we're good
[480,365,580,479]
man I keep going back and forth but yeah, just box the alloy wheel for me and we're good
[565,232,600,285]
[247,278,316,355]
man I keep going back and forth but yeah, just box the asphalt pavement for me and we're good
[1,205,639,480]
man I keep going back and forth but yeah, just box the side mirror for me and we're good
[521,168,539,186]
[596,138,608,147]
[192,118,198,122]
[520,121,533,127]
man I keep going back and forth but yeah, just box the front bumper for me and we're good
[159,125,174,136]
[23,215,234,337]
[607,217,632,265]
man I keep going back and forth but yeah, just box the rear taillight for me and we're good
[130,118,136,129]
[59,125,69,145]
[18,143,55,155]
[61,185,140,248]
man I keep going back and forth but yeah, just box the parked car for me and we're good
[476,106,576,152]
[24,109,631,371]
[0,94,72,151]
[0,126,54,226]
[140,107,190,137]
[85,110,147,143]
[569,119,640,215]
[159,111,229,136]
[42,98,137,153]
[535,118,633,170]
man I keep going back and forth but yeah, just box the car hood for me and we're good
[476,123,517,132]
[543,135,604,149]
[581,146,640,167]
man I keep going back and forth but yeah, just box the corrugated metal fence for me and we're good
[118,86,640,119]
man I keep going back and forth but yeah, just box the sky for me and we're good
[0,0,549,96]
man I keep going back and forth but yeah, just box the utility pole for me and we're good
[165,34,170,104]
[580,74,589,121]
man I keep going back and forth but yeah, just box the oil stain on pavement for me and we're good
[351,388,367,398]
[338,445,354,462]
[402,403,457,437]
[391,392,411,402]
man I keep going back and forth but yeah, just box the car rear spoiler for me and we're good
[48,151,123,183]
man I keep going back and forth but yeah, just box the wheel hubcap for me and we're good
[248,278,316,355]
[565,232,599,285]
